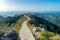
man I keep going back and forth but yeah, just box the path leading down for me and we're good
[19,20,35,40]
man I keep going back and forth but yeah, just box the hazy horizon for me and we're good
[0,11,60,17]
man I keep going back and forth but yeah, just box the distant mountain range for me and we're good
[0,11,60,27]
[0,11,60,17]
[0,12,60,34]
[0,12,60,40]
[35,13,60,27]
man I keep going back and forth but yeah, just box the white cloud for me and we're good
[0,0,8,11]
[0,0,19,11]
[0,0,27,11]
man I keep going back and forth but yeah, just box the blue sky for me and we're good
[0,0,60,12]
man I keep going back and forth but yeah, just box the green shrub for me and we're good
[41,31,55,37]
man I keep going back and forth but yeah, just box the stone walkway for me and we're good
[19,20,35,40]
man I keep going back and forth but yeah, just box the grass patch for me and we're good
[13,15,27,33]
[13,24,22,33]
[27,21,35,33]
[35,30,60,40]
